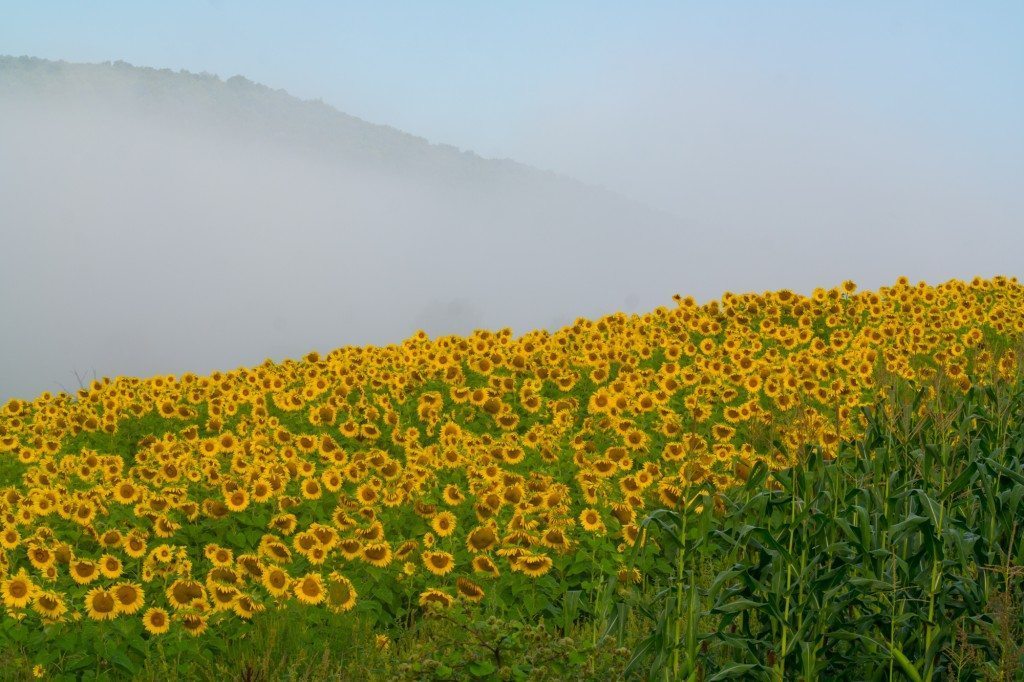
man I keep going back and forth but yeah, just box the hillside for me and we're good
[0,57,691,401]
[1,56,548,183]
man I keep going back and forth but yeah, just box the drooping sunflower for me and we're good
[32,590,68,620]
[337,538,363,561]
[417,588,454,610]
[236,554,264,580]
[360,542,393,568]
[471,555,500,577]
[540,527,571,552]
[166,579,206,610]
[232,595,265,620]
[442,484,464,506]
[455,577,485,603]
[394,539,419,561]
[181,612,209,637]
[465,524,498,553]
[211,584,240,611]
[421,550,456,576]
[516,553,554,578]
[325,573,357,613]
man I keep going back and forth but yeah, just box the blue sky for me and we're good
[4,2,1021,182]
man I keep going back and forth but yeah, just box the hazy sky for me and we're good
[3,1,1022,212]
[2,2,1023,400]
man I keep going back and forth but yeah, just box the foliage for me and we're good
[619,381,1024,680]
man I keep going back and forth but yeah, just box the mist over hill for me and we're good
[0,56,698,400]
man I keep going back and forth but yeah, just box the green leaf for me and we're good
[707,663,764,680]
[712,598,765,614]
[469,659,497,677]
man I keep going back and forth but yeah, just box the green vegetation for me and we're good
[3,379,1023,680]
[620,380,1024,680]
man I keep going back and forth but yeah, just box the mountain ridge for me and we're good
[0,54,664,216]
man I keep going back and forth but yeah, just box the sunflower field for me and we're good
[2,275,1024,679]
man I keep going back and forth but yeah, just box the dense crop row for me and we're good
[1,276,1023,677]
[619,380,1024,680]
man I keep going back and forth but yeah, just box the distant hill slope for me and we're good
[0,56,697,401]
[1,56,582,187]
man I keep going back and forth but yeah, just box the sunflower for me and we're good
[540,527,571,552]
[72,501,96,526]
[0,526,20,550]
[301,479,322,500]
[293,573,326,605]
[337,538,363,560]
[579,508,605,533]
[69,559,100,585]
[232,595,265,620]
[225,489,250,512]
[26,544,55,570]
[355,483,378,505]
[360,542,393,568]
[111,582,145,615]
[99,554,123,579]
[322,469,343,493]
[99,529,124,548]
[516,553,554,578]
[211,585,240,610]
[84,587,118,621]
[166,579,206,610]
[32,590,67,619]
[112,481,139,504]
[262,566,291,598]
[418,588,454,610]
[455,577,485,603]
[465,524,498,553]
[394,539,419,561]
[325,573,357,613]
[251,479,273,503]
[181,613,209,637]
[142,607,171,635]
[471,555,500,577]
[430,511,457,537]
[422,550,456,576]
[293,531,320,557]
